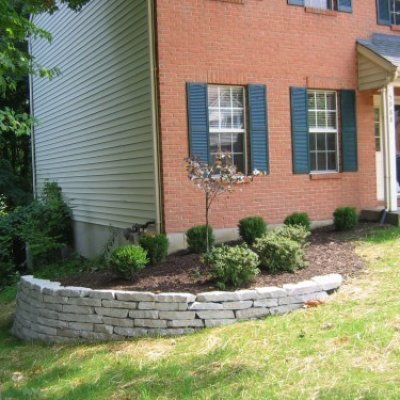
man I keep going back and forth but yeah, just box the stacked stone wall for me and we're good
[13,274,342,343]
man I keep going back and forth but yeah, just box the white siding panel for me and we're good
[358,54,389,91]
[32,0,156,229]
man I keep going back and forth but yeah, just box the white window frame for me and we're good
[304,0,333,10]
[308,90,339,173]
[208,85,248,174]
[391,0,400,25]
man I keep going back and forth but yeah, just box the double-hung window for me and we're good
[377,0,400,25]
[308,90,338,172]
[208,85,246,173]
[290,87,357,174]
[287,0,352,13]
[187,83,269,174]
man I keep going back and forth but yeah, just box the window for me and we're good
[290,87,357,174]
[288,0,352,13]
[208,85,246,173]
[308,90,338,172]
[374,108,381,152]
[377,0,400,25]
[187,83,269,174]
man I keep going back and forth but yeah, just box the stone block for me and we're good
[59,313,103,324]
[43,295,69,304]
[196,310,235,319]
[196,291,240,302]
[102,317,134,327]
[302,291,329,302]
[235,308,270,320]
[134,319,168,328]
[189,302,223,310]
[94,308,128,318]
[114,327,148,337]
[156,293,196,303]
[89,290,114,300]
[115,291,155,302]
[159,311,196,320]
[222,301,253,310]
[57,287,91,298]
[129,310,159,319]
[68,322,94,332]
[138,302,156,310]
[94,324,114,335]
[154,302,188,311]
[102,300,138,310]
[63,305,94,314]
[311,274,343,291]
[254,298,278,308]
[67,297,102,307]
[57,328,82,338]
[256,287,286,299]
[80,331,118,341]
[270,303,303,315]
[235,289,257,301]
[36,316,68,329]
[204,319,236,328]
[36,308,60,320]
[278,296,303,305]
[167,319,204,328]
[30,323,57,336]
[283,281,320,296]
[154,328,195,336]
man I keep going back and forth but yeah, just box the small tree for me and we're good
[185,152,262,253]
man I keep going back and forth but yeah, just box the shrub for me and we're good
[333,207,358,231]
[274,224,310,246]
[284,212,311,231]
[204,244,260,289]
[238,216,267,245]
[109,245,148,280]
[254,234,306,273]
[139,233,169,264]
[186,225,215,254]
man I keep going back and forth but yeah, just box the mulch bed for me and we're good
[60,223,386,294]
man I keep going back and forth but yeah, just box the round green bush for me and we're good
[186,225,215,254]
[139,233,169,264]
[204,244,260,289]
[333,207,358,231]
[238,216,267,245]
[253,234,306,273]
[274,224,310,246]
[109,245,148,280]
[284,212,311,231]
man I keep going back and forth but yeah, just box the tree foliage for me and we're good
[0,0,90,209]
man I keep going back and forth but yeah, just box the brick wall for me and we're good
[155,0,395,233]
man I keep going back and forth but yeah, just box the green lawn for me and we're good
[1,227,400,399]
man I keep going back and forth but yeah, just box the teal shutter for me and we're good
[377,0,391,25]
[337,0,352,12]
[290,87,309,174]
[248,84,269,173]
[340,90,358,172]
[288,0,304,5]
[187,82,209,163]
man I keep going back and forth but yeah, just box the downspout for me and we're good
[147,0,163,233]
[28,16,37,199]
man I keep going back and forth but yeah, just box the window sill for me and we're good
[309,172,341,180]
[391,25,400,32]
[305,7,336,16]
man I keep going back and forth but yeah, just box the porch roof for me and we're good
[357,33,400,91]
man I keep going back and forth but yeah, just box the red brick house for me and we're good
[30,0,400,256]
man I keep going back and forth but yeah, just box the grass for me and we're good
[1,226,400,399]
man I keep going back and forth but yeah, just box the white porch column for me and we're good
[382,83,398,211]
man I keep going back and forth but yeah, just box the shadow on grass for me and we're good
[1,339,266,400]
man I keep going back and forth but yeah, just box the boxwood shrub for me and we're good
[238,216,267,245]
[333,207,358,231]
[186,225,215,254]
[109,245,148,280]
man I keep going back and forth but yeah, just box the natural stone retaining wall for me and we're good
[12,274,343,343]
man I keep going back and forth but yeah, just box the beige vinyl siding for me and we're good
[32,0,157,229]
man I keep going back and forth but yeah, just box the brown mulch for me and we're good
[59,223,387,293]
